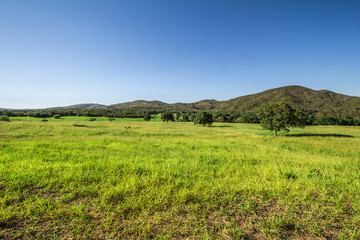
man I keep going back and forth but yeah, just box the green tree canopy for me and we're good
[161,112,174,123]
[144,113,151,121]
[194,112,213,126]
[258,102,306,136]
[0,115,10,122]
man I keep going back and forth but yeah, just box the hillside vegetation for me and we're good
[2,86,360,120]
[219,85,360,118]
[102,85,360,117]
[42,85,360,118]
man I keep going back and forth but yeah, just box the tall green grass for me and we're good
[0,120,359,239]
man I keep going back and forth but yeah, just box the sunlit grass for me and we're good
[0,120,359,239]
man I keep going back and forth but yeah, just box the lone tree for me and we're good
[161,112,174,123]
[258,102,306,136]
[144,113,151,121]
[194,111,213,126]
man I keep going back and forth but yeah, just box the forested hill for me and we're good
[103,99,223,112]
[2,85,360,118]
[103,85,360,118]
[219,85,360,118]
[49,103,106,109]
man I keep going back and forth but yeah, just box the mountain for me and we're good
[106,99,222,111]
[169,99,222,111]
[103,86,359,117]
[218,85,360,117]
[2,86,359,118]
[108,100,168,109]
[47,103,106,109]
[192,99,223,110]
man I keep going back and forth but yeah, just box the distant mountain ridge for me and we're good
[48,103,106,109]
[108,100,168,109]
[2,86,360,118]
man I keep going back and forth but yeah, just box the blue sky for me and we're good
[1,0,359,109]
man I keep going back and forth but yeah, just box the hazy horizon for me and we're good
[1,0,359,109]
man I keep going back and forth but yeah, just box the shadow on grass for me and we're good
[73,124,90,128]
[285,133,354,138]
[211,125,235,128]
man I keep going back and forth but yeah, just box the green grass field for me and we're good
[1,118,359,239]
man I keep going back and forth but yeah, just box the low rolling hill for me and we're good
[218,85,360,118]
[2,86,359,118]
[48,103,106,109]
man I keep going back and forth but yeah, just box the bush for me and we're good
[215,115,226,122]
[89,118,97,121]
[314,116,337,125]
[53,114,61,119]
[0,115,10,122]
[108,117,116,122]
[180,114,190,122]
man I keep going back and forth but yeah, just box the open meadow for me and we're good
[0,118,359,239]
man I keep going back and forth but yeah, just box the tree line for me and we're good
[1,106,359,126]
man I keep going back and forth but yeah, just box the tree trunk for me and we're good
[274,129,277,136]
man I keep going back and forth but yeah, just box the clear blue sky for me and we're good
[1,0,359,109]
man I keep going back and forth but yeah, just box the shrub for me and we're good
[89,118,97,121]
[0,115,10,122]
[215,115,226,122]
[181,114,190,122]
